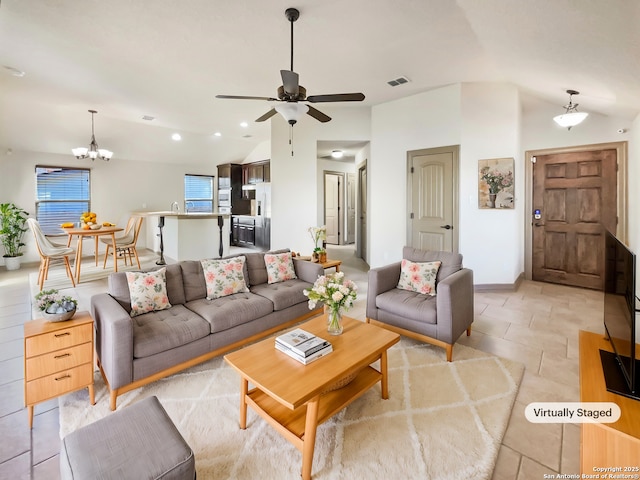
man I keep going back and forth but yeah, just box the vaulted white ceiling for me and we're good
[1,0,638,166]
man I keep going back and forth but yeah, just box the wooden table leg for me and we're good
[110,233,118,272]
[88,384,95,405]
[239,378,248,429]
[75,236,83,283]
[27,405,34,429]
[301,396,320,480]
[94,235,99,266]
[380,350,389,399]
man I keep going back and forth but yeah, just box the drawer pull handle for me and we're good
[54,332,71,338]
[54,353,71,359]
[55,374,71,381]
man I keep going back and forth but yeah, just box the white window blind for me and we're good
[184,174,214,213]
[35,166,90,234]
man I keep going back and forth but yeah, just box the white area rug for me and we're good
[59,338,524,479]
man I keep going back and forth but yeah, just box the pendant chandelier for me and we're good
[72,109,113,161]
[553,90,588,130]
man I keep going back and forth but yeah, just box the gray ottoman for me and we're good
[60,396,195,480]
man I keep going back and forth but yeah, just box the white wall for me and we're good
[459,83,522,284]
[0,150,217,266]
[270,106,371,254]
[370,84,462,267]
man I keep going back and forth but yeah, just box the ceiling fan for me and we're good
[216,7,365,125]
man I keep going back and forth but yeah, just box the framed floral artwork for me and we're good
[478,158,514,209]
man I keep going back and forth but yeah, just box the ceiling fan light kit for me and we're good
[216,7,365,126]
[72,109,113,161]
[553,89,588,130]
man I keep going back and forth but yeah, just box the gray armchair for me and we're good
[366,247,474,361]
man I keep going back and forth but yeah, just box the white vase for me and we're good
[3,256,21,271]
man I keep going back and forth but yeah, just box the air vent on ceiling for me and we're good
[387,76,410,87]
[242,134,253,138]
[142,115,155,121]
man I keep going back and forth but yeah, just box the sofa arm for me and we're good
[435,268,474,344]
[91,293,134,391]
[366,262,401,320]
[293,258,324,284]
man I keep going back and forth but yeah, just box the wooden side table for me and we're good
[24,311,95,428]
[579,330,640,472]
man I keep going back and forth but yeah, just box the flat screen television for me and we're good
[601,229,640,400]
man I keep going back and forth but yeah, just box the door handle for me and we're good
[440,225,453,230]
[534,222,545,227]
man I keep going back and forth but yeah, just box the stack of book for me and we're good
[275,328,332,364]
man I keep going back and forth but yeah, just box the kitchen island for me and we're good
[134,211,230,263]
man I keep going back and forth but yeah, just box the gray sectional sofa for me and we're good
[91,250,324,410]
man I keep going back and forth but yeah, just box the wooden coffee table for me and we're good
[224,314,400,480]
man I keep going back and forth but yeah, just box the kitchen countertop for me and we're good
[133,211,230,218]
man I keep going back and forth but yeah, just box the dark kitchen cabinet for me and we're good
[232,216,255,247]
[242,160,270,185]
[218,163,249,214]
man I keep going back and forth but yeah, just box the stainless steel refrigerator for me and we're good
[254,182,271,251]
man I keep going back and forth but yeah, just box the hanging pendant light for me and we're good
[553,90,588,130]
[72,109,113,161]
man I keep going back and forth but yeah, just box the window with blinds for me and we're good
[184,174,214,213]
[35,166,90,235]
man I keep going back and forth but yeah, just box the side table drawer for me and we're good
[25,363,93,405]
[25,342,93,380]
[25,323,93,357]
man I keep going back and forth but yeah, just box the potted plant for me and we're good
[34,289,78,322]
[0,202,29,270]
[308,225,327,262]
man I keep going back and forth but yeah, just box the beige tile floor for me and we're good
[0,245,603,479]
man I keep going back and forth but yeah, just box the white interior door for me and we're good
[408,146,459,252]
[346,173,356,244]
[358,164,367,260]
[324,173,340,244]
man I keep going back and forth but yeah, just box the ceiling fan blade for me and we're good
[306,105,331,123]
[255,109,278,122]
[280,70,299,96]
[216,94,278,101]
[306,93,365,103]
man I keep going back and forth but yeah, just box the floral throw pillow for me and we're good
[126,268,172,317]
[397,259,441,296]
[201,257,249,300]
[264,252,297,284]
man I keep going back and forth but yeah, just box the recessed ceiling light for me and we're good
[240,121,249,128]
[171,133,182,141]
[213,132,222,137]
[331,150,344,159]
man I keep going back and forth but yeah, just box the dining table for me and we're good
[63,225,124,283]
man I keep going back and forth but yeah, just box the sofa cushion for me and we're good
[126,268,172,317]
[109,264,185,313]
[250,278,311,311]
[132,305,211,358]
[245,249,290,286]
[397,259,441,296]
[180,261,207,302]
[375,288,437,324]
[402,247,462,282]
[264,251,297,284]
[184,292,274,334]
[201,256,249,299]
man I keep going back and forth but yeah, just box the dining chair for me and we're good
[27,218,76,291]
[101,215,144,269]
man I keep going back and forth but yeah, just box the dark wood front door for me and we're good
[532,149,617,289]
